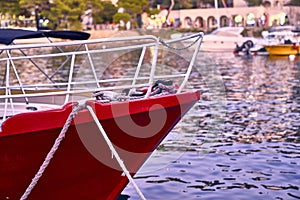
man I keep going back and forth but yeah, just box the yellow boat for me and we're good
[264,44,300,55]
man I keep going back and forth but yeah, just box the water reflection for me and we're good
[121,54,300,199]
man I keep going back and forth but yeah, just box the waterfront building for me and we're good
[131,0,299,31]
[166,4,299,31]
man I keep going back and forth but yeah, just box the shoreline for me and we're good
[86,28,265,39]
[87,29,144,39]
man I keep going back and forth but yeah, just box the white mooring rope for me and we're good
[86,105,147,200]
[20,102,146,200]
[20,103,86,200]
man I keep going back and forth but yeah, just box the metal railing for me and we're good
[0,32,203,125]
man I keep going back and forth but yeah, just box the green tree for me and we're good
[150,0,193,9]
[174,0,193,9]
[114,0,148,28]
[46,0,86,30]
[117,0,149,15]
[97,1,117,24]
[87,0,104,24]
[0,0,24,27]
[19,0,105,30]
[0,0,23,15]
[19,0,52,29]
[243,0,263,6]
[113,13,131,24]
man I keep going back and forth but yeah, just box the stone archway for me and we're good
[194,16,204,29]
[220,15,230,27]
[207,16,217,30]
[184,16,193,28]
[263,1,271,7]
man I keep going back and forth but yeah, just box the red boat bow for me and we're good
[0,30,203,199]
[0,90,199,199]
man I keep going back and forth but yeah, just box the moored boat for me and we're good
[172,27,257,52]
[201,27,256,52]
[264,43,300,56]
[0,29,203,199]
[251,27,300,56]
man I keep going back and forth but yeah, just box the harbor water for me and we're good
[121,53,300,200]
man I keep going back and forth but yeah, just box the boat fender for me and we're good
[292,43,298,50]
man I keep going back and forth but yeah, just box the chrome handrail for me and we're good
[0,32,203,124]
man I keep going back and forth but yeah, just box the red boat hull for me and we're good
[0,91,199,200]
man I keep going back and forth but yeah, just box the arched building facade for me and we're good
[167,6,300,31]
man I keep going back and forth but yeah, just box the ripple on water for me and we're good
[120,53,300,199]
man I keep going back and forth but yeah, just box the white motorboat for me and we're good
[201,27,257,52]
[172,27,257,52]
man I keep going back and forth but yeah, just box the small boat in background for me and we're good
[0,29,203,199]
[264,43,300,56]
[264,29,300,56]
[172,27,257,52]
[250,26,300,56]
[201,27,257,52]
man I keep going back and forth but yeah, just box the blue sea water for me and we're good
[121,53,300,199]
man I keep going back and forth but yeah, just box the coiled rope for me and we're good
[20,102,146,200]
